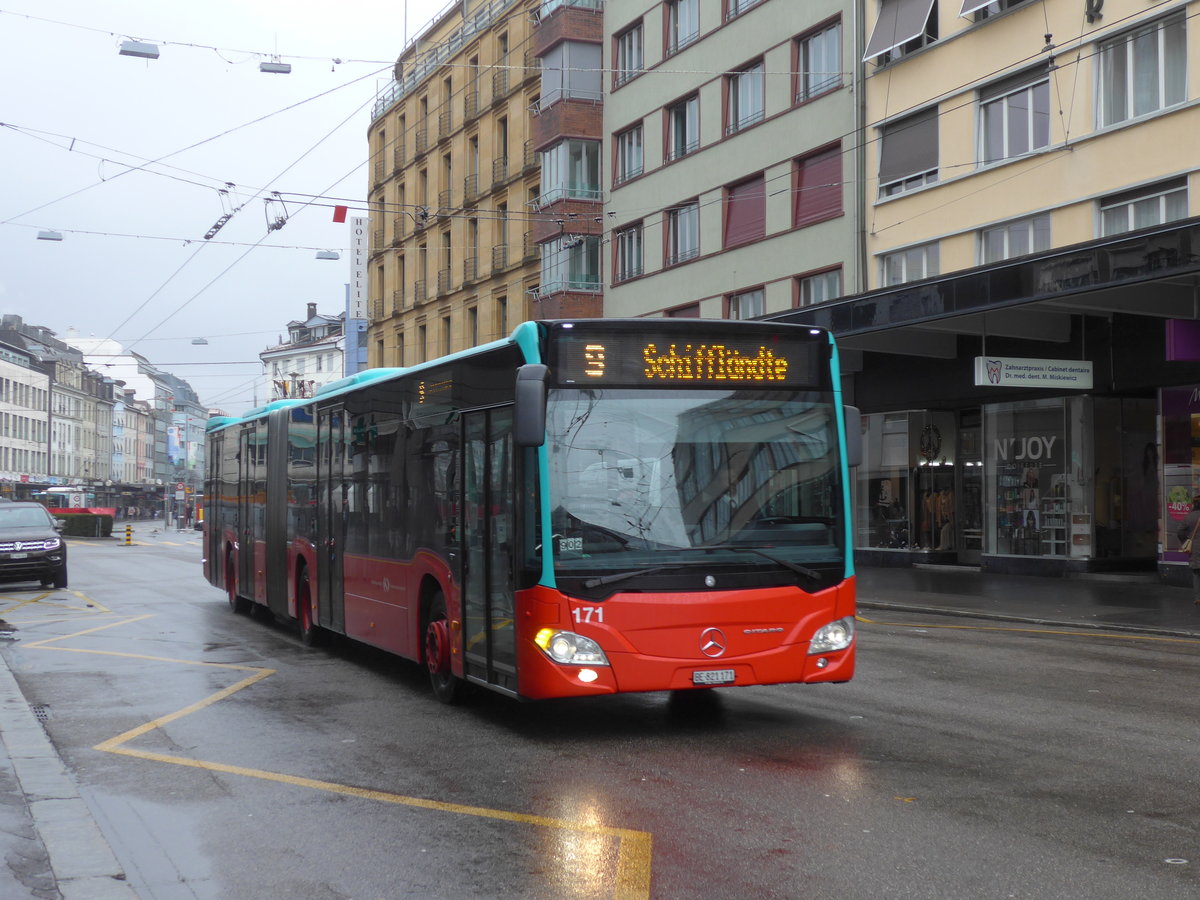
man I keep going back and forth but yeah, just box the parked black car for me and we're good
[0,502,68,589]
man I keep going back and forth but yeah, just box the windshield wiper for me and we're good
[582,566,673,589]
[695,544,822,581]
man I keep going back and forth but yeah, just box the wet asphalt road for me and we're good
[1,532,1198,899]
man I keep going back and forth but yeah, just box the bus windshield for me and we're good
[545,388,844,588]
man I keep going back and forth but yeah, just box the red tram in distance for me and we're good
[203,318,860,702]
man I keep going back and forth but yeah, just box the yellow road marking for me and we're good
[22,610,654,898]
[0,589,110,616]
[856,613,1200,644]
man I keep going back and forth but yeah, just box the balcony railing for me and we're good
[415,127,429,155]
[464,89,479,120]
[392,288,405,312]
[464,256,478,283]
[463,174,479,203]
[393,145,406,172]
[523,231,538,262]
[413,279,427,303]
[492,244,508,272]
[492,70,509,103]
[373,159,386,185]
[438,110,453,140]
[438,189,452,211]
[523,139,537,172]
[371,297,384,319]
[492,156,509,186]
[393,215,406,242]
[437,268,452,295]
[372,229,385,251]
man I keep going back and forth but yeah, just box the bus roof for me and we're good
[207,321,543,432]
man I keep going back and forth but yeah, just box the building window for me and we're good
[882,242,939,285]
[1097,13,1186,128]
[666,201,700,266]
[615,125,644,186]
[541,41,602,106]
[614,224,643,283]
[726,0,765,21]
[666,0,699,55]
[980,66,1050,165]
[794,144,843,227]
[864,0,938,64]
[539,140,601,205]
[727,288,765,319]
[723,175,765,248]
[1099,178,1187,237]
[666,94,700,161]
[964,0,1032,21]
[615,22,644,87]
[980,214,1050,263]
[726,61,765,135]
[797,269,842,307]
[878,107,938,197]
[540,235,601,293]
[796,21,841,102]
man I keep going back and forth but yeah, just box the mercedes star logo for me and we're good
[700,627,727,658]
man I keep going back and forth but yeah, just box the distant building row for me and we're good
[0,315,207,511]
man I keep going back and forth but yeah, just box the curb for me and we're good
[858,600,1200,640]
[0,658,136,899]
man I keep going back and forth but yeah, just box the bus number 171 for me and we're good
[572,606,604,625]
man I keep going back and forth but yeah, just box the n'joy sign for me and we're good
[974,356,1093,390]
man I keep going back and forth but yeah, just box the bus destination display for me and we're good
[553,328,819,387]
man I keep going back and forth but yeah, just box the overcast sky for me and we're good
[0,0,447,414]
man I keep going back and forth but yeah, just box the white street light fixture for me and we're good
[36,230,63,241]
[315,250,340,260]
[119,40,160,59]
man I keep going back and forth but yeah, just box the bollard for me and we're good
[123,524,133,546]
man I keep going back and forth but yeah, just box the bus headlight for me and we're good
[809,617,855,654]
[534,629,610,666]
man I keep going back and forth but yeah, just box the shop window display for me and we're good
[857,411,956,551]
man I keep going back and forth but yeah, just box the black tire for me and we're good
[226,553,250,614]
[425,592,463,704]
[297,568,324,647]
[52,567,67,590]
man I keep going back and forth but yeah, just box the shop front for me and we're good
[855,396,1157,575]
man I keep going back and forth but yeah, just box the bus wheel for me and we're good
[425,593,463,704]
[226,553,249,615]
[297,568,323,647]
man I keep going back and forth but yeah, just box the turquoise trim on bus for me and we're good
[827,331,856,580]
[508,321,556,588]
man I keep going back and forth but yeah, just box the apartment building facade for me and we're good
[0,343,50,494]
[776,0,1200,578]
[261,303,347,400]
[366,0,544,368]
[602,0,863,319]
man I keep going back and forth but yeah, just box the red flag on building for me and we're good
[332,205,348,223]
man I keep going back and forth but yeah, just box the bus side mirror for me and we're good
[843,406,862,468]
[514,364,550,447]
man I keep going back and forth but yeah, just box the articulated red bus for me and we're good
[204,318,860,702]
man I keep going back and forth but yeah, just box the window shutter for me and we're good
[795,146,843,227]
[723,175,765,248]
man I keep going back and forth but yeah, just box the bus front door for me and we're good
[316,406,346,633]
[461,409,516,693]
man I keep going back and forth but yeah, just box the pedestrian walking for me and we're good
[1176,496,1200,605]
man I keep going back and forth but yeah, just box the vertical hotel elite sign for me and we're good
[350,216,368,321]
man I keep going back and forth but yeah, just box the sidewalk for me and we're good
[856,564,1200,638]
